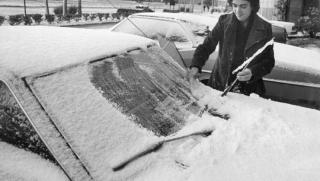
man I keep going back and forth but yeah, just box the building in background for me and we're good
[286,0,320,22]
[158,0,320,25]
[259,0,277,20]
[227,0,320,23]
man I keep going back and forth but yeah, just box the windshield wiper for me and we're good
[112,129,213,171]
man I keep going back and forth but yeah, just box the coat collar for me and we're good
[224,13,269,54]
[245,14,268,52]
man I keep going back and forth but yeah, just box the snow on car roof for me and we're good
[132,12,218,29]
[274,42,320,72]
[0,26,157,78]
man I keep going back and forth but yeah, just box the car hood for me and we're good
[126,81,320,181]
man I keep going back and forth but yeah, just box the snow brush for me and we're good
[221,38,274,97]
[112,129,213,171]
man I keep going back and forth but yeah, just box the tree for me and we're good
[78,0,82,15]
[275,0,289,21]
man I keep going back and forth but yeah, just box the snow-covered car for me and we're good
[1,26,320,181]
[269,20,295,34]
[110,12,320,110]
[0,26,204,180]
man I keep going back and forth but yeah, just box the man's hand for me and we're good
[186,67,199,82]
[236,68,252,82]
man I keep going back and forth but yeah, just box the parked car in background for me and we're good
[110,12,320,110]
[270,23,288,43]
[117,5,153,17]
[2,26,234,180]
[269,20,295,35]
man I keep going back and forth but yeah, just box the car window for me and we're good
[111,18,146,37]
[181,21,211,46]
[0,81,68,180]
[27,46,202,180]
[113,17,192,45]
[0,81,55,162]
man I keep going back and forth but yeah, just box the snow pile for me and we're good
[135,80,320,181]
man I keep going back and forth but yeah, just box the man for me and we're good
[169,0,176,10]
[203,0,211,12]
[188,0,275,96]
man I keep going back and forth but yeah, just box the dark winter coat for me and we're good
[191,13,275,96]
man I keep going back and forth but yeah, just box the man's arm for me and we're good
[190,15,224,73]
[248,25,275,82]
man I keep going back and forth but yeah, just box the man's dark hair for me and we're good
[227,0,260,13]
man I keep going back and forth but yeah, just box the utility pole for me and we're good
[45,0,49,15]
[63,0,67,16]
[190,0,194,12]
[201,0,204,12]
[78,0,82,15]
[211,0,214,12]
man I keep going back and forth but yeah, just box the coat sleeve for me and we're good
[248,24,275,82]
[190,15,223,73]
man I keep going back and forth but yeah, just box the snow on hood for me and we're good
[133,80,320,181]
[0,26,157,77]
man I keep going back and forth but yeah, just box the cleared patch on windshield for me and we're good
[89,48,199,136]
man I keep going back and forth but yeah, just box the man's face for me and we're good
[232,0,252,22]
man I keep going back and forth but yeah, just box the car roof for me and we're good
[130,12,286,31]
[0,26,157,78]
[130,12,219,28]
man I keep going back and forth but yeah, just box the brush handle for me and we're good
[221,78,238,97]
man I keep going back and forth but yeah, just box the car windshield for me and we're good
[26,46,202,180]
[112,17,193,48]
[181,21,211,45]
